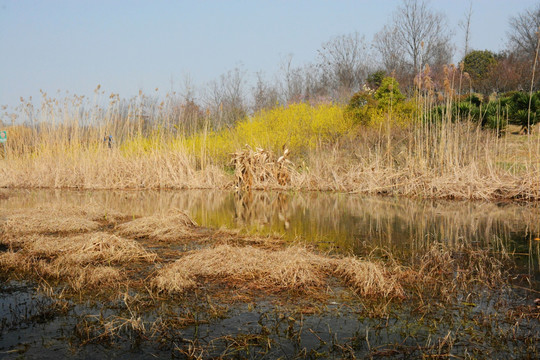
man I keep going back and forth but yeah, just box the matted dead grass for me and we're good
[116,209,198,241]
[152,244,330,293]
[16,232,157,264]
[334,257,404,298]
[0,203,128,239]
[0,250,123,291]
[152,244,405,298]
[0,231,156,290]
[1,210,100,238]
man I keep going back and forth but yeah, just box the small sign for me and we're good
[0,131,6,143]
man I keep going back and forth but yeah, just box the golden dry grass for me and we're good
[0,148,228,190]
[13,232,157,264]
[0,250,123,291]
[152,244,405,298]
[0,203,128,239]
[231,147,293,190]
[0,203,157,291]
[116,209,198,241]
[334,257,404,298]
[152,245,330,293]
[1,210,100,238]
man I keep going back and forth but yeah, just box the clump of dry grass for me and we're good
[152,244,406,298]
[0,231,156,291]
[1,208,100,238]
[17,232,157,264]
[335,257,404,298]
[116,209,198,241]
[152,244,330,293]
[231,147,293,190]
[0,203,127,240]
[0,250,123,291]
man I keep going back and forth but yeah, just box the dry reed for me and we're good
[334,257,404,298]
[230,146,293,190]
[116,209,198,241]
[152,244,405,298]
[15,232,157,264]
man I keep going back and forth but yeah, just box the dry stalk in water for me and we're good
[230,146,293,190]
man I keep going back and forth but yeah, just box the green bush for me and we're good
[508,91,540,131]
[374,77,405,108]
[344,91,378,125]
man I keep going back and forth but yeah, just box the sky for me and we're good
[1,0,539,112]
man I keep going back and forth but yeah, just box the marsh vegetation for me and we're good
[1,1,540,358]
[0,190,538,358]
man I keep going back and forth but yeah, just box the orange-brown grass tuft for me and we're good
[0,250,123,291]
[17,232,157,264]
[1,209,100,238]
[334,257,404,298]
[0,231,156,291]
[0,203,127,240]
[116,209,198,241]
[152,244,331,293]
[152,244,406,298]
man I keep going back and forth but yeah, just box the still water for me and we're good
[3,188,539,282]
[1,189,539,358]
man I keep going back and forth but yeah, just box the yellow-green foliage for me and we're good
[185,103,350,163]
[345,99,418,128]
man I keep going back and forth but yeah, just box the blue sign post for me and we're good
[0,130,5,158]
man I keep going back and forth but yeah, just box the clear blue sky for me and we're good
[1,0,538,111]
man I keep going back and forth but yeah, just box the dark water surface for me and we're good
[1,189,539,358]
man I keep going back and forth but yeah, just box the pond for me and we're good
[4,189,538,278]
[0,189,539,358]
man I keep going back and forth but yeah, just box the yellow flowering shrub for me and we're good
[185,102,352,163]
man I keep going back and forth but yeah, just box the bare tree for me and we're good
[204,67,247,129]
[317,32,369,97]
[373,26,407,75]
[252,71,279,112]
[373,0,453,79]
[459,1,473,57]
[508,3,540,58]
[280,55,306,103]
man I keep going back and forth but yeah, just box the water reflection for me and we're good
[2,189,539,278]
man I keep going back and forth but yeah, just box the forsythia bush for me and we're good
[185,102,351,163]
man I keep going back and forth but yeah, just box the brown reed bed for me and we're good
[0,231,157,291]
[0,202,513,302]
[0,203,128,238]
[231,146,293,190]
[115,209,199,242]
[153,244,406,299]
